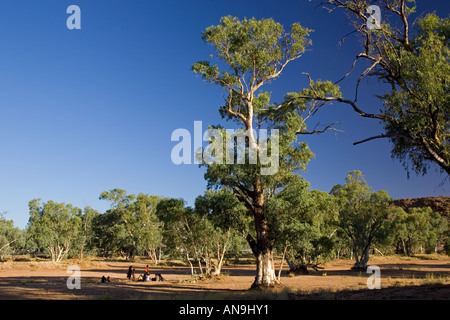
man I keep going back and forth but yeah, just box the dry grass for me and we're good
[0,254,449,300]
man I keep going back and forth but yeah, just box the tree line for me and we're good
[1,171,448,277]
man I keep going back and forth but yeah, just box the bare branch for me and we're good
[353,134,393,145]
[295,93,384,120]
[297,122,343,135]
[251,55,301,97]
[354,56,383,102]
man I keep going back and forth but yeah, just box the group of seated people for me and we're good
[127,265,165,282]
[100,265,165,283]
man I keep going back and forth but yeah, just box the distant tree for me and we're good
[156,199,203,275]
[73,206,100,260]
[91,208,128,258]
[425,209,448,253]
[391,206,448,255]
[130,193,164,264]
[266,177,338,276]
[27,199,82,263]
[156,196,246,276]
[306,1,450,177]
[0,213,24,261]
[444,230,450,256]
[99,189,163,261]
[194,188,249,275]
[331,171,391,270]
[99,189,137,260]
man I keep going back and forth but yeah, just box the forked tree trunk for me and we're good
[186,252,194,275]
[352,240,371,270]
[213,243,227,276]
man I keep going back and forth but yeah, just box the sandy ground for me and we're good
[0,255,449,300]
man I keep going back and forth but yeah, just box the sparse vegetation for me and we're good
[0,254,449,300]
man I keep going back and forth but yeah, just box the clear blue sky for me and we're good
[0,0,448,229]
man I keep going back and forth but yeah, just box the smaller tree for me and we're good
[425,210,448,254]
[91,208,128,258]
[391,206,448,255]
[27,199,82,263]
[444,229,450,256]
[267,177,338,276]
[73,206,100,260]
[0,213,24,261]
[99,189,164,261]
[99,189,137,260]
[331,171,391,270]
[131,194,164,264]
[156,199,204,275]
[194,188,249,275]
[157,196,245,276]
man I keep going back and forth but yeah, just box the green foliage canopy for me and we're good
[27,199,82,262]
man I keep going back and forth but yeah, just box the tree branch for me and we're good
[294,94,384,120]
[353,134,393,145]
[251,55,300,96]
[297,122,343,135]
[233,188,254,212]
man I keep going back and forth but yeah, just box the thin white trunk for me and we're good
[214,244,227,276]
[277,244,289,281]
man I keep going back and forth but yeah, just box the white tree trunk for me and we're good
[252,250,278,288]
[277,244,288,281]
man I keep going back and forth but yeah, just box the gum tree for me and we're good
[0,214,24,261]
[75,206,100,260]
[307,0,450,177]
[331,171,391,270]
[266,179,338,276]
[156,198,210,275]
[390,206,448,255]
[192,16,338,287]
[91,207,128,258]
[130,193,164,264]
[27,199,82,263]
[99,189,137,260]
[99,189,163,261]
[194,188,249,275]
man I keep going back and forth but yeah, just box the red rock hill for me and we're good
[393,196,450,221]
